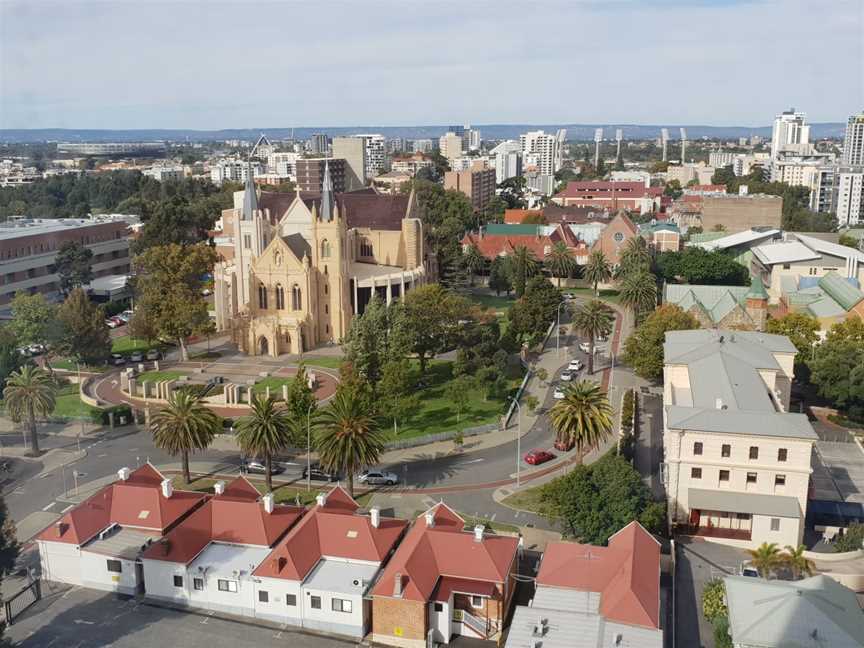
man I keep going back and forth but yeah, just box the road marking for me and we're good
[61,504,75,513]
[461,459,484,464]
[42,502,56,511]
[73,619,95,625]
[130,448,139,452]
[39,472,53,479]
[97,454,108,458]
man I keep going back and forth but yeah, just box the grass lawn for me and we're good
[461,291,516,314]
[52,383,103,420]
[461,515,520,534]
[49,358,111,373]
[137,370,185,383]
[500,483,547,514]
[251,377,292,398]
[111,336,162,354]
[301,355,344,370]
[562,287,622,304]
[171,475,374,507]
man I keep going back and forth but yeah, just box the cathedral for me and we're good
[213,163,429,356]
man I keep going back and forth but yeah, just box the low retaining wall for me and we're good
[79,377,102,408]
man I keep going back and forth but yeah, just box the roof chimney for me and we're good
[214,481,226,496]
[474,525,484,543]
[55,521,67,537]
[118,467,130,481]
[274,556,286,573]
[425,511,435,528]
[393,572,403,598]
[316,492,327,508]
[161,479,173,499]
[370,507,381,528]
[263,493,274,514]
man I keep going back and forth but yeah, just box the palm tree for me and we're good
[583,250,612,297]
[235,393,293,492]
[463,244,486,287]
[150,389,221,485]
[544,241,576,288]
[616,236,651,279]
[619,270,657,322]
[549,380,613,460]
[315,388,386,497]
[2,365,56,456]
[746,542,782,579]
[509,245,538,297]
[783,544,815,580]
[572,300,615,375]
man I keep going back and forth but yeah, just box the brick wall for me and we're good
[371,596,427,647]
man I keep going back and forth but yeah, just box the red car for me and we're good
[554,438,575,452]
[524,449,555,465]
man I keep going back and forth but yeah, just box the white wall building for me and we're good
[842,112,864,166]
[438,132,463,162]
[143,165,185,183]
[519,130,563,176]
[770,109,811,161]
[835,167,864,227]
[354,134,386,178]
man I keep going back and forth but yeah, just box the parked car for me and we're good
[523,449,555,465]
[554,437,575,452]
[129,351,144,363]
[358,470,399,486]
[27,344,46,356]
[122,309,134,320]
[145,349,161,361]
[105,319,121,329]
[740,561,759,578]
[560,370,573,382]
[242,460,285,476]
[567,359,583,372]
[109,316,125,327]
[110,353,126,366]
[303,464,341,482]
[553,387,565,400]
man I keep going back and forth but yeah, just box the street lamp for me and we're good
[556,301,568,358]
[510,397,522,487]
[306,403,315,492]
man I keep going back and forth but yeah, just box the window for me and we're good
[292,284,302,310]
[778,448,788,462]
[746,472,758,484]
[719,470,730,482]
[106,560,122,573]
[775,474,786,487]
[434,602,444,612]
[693,442,703,456]
[243,234,252,249]
[736,513,751,521]
[193,578,204,591]
[782,263,791,270]
[324,283,328,295]
[691,467,702,479]
[360,238,374,257]
[332,598,352,613]
[321,239,331,258]
[218,579,238,593]
[258,284,268,310]
[310,595,321,609]
[770,518,781,531]
[173,575,183,588]
[471,596,483,608]
[275,284,285,310]
[749,446,759,460]
[721,444,731,458]
[324,304,328,315]
[286,594,297,606]
[259,591,269,603]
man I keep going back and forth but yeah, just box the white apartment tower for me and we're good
[354,134,386,178]
[770,109,810,160]
[835,168,864,227]
[842,112,864,165]
[519,130,563,176]
[438,132,463,162]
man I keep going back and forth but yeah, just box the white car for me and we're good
[105,319,121,329]
[560,370,573,382]
[553,387,565,400]
[358,470,399,486]
[568,359,583,372]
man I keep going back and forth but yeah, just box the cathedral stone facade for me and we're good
[213,163,428,356]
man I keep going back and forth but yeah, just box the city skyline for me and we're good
[1,0,861,130]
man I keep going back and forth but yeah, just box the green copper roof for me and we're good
[484,224,542,235]
[746,276,769,300]
[818,271,864,311]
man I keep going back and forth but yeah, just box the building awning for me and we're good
[433,577,497,602]
[689,488,801,519]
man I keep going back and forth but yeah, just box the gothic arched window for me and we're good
[321,239,331,259]
[292,284,302,311]
[360,238,373,257]
[258,283,268,310]
[275,284,285,310]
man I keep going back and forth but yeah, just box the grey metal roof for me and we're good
[303,558,380,595]
[504,605,663,648]
[664,329,797,361]
[724,574,864,648]
[685,352,777,412]
[533,585,600,615]
[82,527,157,560]
[666,406,818,440]
[688,488,801,518]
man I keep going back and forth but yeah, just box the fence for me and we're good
[383,423,498,451]
[3,579,41,626]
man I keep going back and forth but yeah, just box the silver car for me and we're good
[358,470,399,486]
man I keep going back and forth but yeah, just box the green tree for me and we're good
[508,276,563,346]
[544,241,576,287]
[664,179,683,199]
[54,240,94,295]
[0,328,23,393]
[702,579,728,622]
[236,394,292,492]
[509,245,539,297]
[284,364,316,424]
[488,256,513,296]
[765,312,819,365]
[463,244,486,286]
[619,270,657,322]
[623,305,700,379]
[833,522,864,552]
[8,292,56,349]
[150,390,220,485]
[2,366,56,455]
[378,358,419,435]
[132,243,218,361]
[583,250,612,296]
[746,542,782,579]
[616,236,651,279]
[572,300,615,374]
[810,319,864,420]
[54,288,112,366]
[0,493,20,645]
[445,376,474,423]
[402,284,470,373]
[655,248,749,285]
[343,295,406,386]
[839,232,860,249]
[549,380,613,458]
[315,388,386,497]
[411,180,474,287]
[782,544,815,579]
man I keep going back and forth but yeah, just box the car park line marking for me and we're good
[42,502,56,511]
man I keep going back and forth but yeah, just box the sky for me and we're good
[1,0,862,130]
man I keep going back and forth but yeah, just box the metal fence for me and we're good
[383,423,498,451]
[3,579,41,626]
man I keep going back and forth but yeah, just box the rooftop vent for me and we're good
[474,525,484,543]
[214,481,226,496]
[262,493,274,514]
[316,492,327,508]
[118,467,130,481]
[425,511,435,528]
[393,572,403,598]
[161,479,173,499]
[370,507,380,528]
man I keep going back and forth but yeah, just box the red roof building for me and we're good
[553,181,663,215]
[371,503,519,647]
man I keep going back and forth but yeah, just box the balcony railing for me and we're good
[685,525,752,541]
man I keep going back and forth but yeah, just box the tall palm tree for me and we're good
[583,250,612,297]
[2,365,56,456]
[572,300,615,375]
[619,270,657,322]
[463,244,486,287]
[509,245,538,297]
[783,544,815,580]
[236,393,293,492]
[150,389,221,485]
[544,241,576,288]
[746,542,782,579]
[315,388,386,497]
[549,380,613,460]
[616,236,651,279]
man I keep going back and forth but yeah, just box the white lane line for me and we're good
[73,619,95,625]
[42,502,57,511]
[461,459,485,464]
[97,454,108,458]
[61,504,75,513]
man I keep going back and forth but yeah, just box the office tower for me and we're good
[439,132,463,162]
[842,112,864,165]
[594,128,603,168]
[411,139,433,153]
[661,128,669,162]
[332,136,367,185]
[308,133,328,155]
[353,134,386,178]
[444,161,496,212]
[295,158,350,193]
[834,167,864,227]
[519,130,561,176]
[771,109,810,160]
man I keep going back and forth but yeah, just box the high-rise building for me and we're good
[465,125,481,151]
[490,140,522,184]
[295,158,350,194]
[444,161,496,212]
[411,139,433,154]
[519,130,563,176]
[308,133,328,155]
[386,137,407,154]
[354,134,386,178]
[770,109,810,160]
[842,112,864,166]
[438,132,463,162]
[834,166,864,227]
[331,137,367,185]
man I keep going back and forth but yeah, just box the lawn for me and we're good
[49,358,111,373]
[461,515,520,534]
[51,383,103,420]
[562,286,622,304]
[300,355,344,370]
[111,336,163,354]
[251,377,292,398]
[500,483,547,514]
[137,370,186,383]
[171,476,374,507]
[461,290,516,314]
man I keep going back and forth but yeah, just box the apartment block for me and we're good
[842,112,864,165]
[699,194,782,233]
[332,137,367,185]
[295,158,351,194]
[444,161,496,212]
[438,132,463,162]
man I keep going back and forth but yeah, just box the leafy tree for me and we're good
[463,244,486,286]
[284,364,316,423]
[583,250,612,296]
[488,256,513,296]
[150,390,220,485]
[54,240,93,295]
[619,270,657,322]
[509,245,539,297]
[616,236,651,279]
[839,233,860,249]
[544,241,576,287]
[702,579,728,622]
[445,376,474,423]
[833,522,864,552]
[8,292,56,348]
[655,248,749,285]
[315,387,386,497]
[0,493,20,644]
[549,380,613,456]
[746,542,782,579]
[378,358,419,435]
[572,300,615,374]
[810,319,864,420]
[765,313,819,363]
[482,195,507,224]
[713,616,733,648]
[54,288,112,366]
[664,179,683,199]
[402,284,470,373]
[2,366,56,455]
[0,328,23,393]
[411,180,474,287]
[623,305,700,379]
[508,276,563,346]
[343,296,410,386]
[782,544,815,579]
[132,243,218,361]
[236,394,292,492]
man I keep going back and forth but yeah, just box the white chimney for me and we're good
[715,397,724,410]
[263,493,274,514]
[393,572,403,598]
[425,511,435,528]
[117,467,130,481]
[214,481,226,496]
[161,479,173,499]
[316,493,327,508]
[370,507,381,528]
[474,525,484,542]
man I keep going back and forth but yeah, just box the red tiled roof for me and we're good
[555,181,649,198]
[253,486,407,581]
[141,477,305,564]
[503,209,543,224]
[371,503,519,603]
[433,577,497,602]
[462,232,550,261]
[37,464,206,546]
[535,521,661,629]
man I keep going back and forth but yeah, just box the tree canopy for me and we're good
[655,248,750,285]
[54,288,112,366]
[507,276,563,346]
[809,319,864,420]
[55,240,93,295]
[402,284,471,372]
[623,304,700,379]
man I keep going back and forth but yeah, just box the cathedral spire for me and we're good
[242,159,258,220]
[320,159,334,222]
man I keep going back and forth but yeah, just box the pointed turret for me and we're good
[320,159,334,222]
[242,160,258,220]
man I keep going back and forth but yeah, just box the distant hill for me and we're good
[0,122,847,143]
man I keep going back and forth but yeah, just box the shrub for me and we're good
[620,389,635,436]
[834,522,864,552]
[702,579,728,623]
[713,615,733,648]
[101,404,132,426]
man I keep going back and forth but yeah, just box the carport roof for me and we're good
[689,488,801,518]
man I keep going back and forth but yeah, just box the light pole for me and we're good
[510,397,522,487]
[306,403,315,492]
[556,301,568,358]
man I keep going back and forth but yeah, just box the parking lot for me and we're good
[812,440,864,504]
[7,585,358,648]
